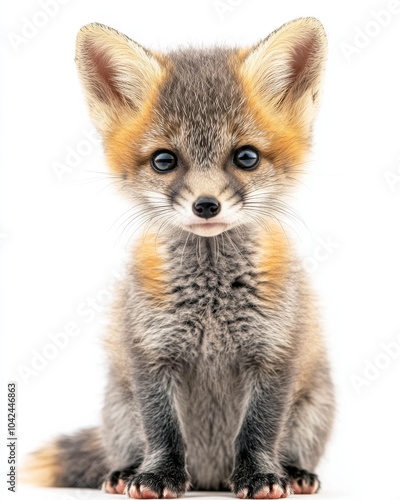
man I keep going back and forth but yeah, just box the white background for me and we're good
[1,1,400,499]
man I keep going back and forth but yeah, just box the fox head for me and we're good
[76,18,326,237]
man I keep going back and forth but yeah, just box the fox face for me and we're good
[76,19,327,237]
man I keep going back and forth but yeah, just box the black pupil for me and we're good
[238,149,258,167]
[155,152,175,170]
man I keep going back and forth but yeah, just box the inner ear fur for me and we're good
[75,23,165,133]
[240,17,327,128]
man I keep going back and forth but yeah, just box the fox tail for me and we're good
[21,427,108,489]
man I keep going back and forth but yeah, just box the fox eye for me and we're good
[151,150,178,173]
[233,146,260,170]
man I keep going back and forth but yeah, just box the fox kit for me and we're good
[24,17,335,500]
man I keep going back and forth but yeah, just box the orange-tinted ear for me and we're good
[75,23,165,134]
[240,17,327,129]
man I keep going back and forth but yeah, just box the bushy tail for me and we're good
[21,427,109,489]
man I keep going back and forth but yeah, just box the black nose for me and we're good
[192,197,221,219]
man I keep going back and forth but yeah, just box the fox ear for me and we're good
[75,23,164,133]
[240,17,327,128]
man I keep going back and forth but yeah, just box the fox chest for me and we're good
[136,262,280,364]
[130,234,292,366]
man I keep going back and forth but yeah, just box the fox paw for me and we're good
[125,470,190,499]
[230,472,291,499]
[284,466,320,494]
[102,465,139,494]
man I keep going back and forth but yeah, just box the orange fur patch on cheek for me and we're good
[248,98,309,171]
[104,109,155,175]
[133,234,169,303]
[268,124,309,172]
[256,224,292,299]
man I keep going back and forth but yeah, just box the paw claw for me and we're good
[163,489,178,499]
[129,484,142,499]
[139,486,159,499]
[102,480,119,494]
[253,486,270,498]
[115,479,126,494]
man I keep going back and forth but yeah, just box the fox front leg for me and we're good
[229,373,292,499]
[121,371,190,499]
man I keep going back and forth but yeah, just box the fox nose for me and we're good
[192,197,221,219]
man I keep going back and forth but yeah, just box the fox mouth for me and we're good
[186,221,229,236]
